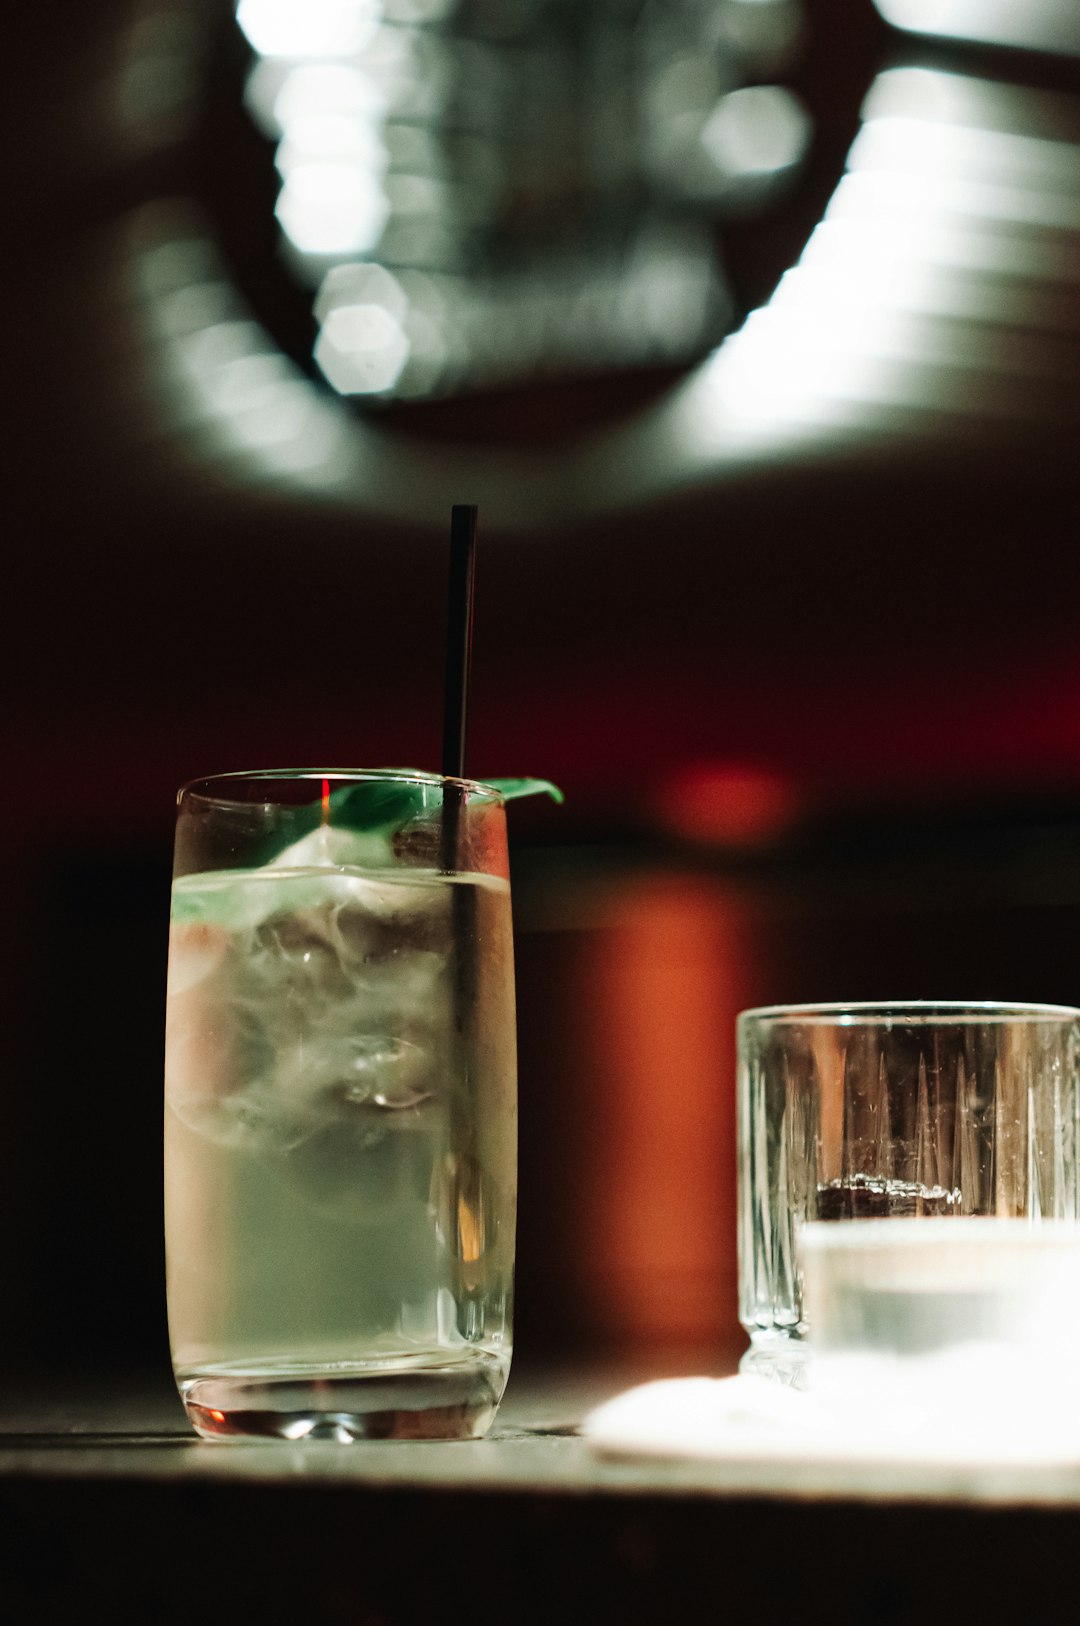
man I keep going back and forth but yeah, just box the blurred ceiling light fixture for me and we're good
[112,2,204,153]
[233,0,810,403]
[237,0,383,58]
[313,262,411,392]
[700,85,812,190]
[875,0,1080,57]
[677,64,1080,455]
[131,207,351,484]
[276,161,391,256]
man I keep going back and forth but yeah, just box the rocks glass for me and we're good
[737,1001,1080,1385]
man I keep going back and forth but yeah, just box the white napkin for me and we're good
[583,1352,1080,1468]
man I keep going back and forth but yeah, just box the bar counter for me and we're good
[1,1363,1078,1621]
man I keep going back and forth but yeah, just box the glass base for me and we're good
[177,1353,509,1442]
[739,1335,810,1390]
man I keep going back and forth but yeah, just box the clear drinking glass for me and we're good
[164,770,517,1441]
[737,1001,1080,1385]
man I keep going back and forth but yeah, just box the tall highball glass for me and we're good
[165,770,517,1441]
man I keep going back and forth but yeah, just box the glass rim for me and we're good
[737,999,1080,1026]
[178,767,504,802]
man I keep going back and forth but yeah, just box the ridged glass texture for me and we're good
[737,1002,1080,1383]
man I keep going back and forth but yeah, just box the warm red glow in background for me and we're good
[572,877,758,1368]
[656,762,801,849]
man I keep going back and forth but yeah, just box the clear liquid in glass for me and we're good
[165,863,516,1441]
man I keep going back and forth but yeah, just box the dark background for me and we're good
[5,0,1080,1390]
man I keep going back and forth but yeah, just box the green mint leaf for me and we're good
[488,777,565,804]
[325,780,435,832]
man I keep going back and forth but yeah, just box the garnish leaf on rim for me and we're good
[320,774,563,835]
[487,778,564,804]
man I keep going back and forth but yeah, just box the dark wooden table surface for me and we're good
[2,1363,1077,1623]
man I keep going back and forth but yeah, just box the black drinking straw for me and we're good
[440,505,477,877]
[441,503,478,780]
